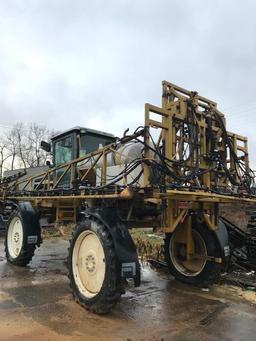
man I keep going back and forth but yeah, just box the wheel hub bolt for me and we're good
[14,232,19,243]
[85,254,96,273]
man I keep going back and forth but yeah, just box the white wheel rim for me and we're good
[169,229,207,277]
[7,216,24,258]
[72,227,106,298]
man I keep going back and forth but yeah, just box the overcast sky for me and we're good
[1,0,256,167]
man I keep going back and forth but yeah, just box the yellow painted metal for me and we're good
[145,81,250,194]
[158,189,256,204]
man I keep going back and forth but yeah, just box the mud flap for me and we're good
[82,208,141,287]
[0,215,7,230]
[215,219,230,270]
[17,202,41,246]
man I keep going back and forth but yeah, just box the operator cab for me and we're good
[42,126,116,166]
[52,126,115,166]
[41,127,115,188]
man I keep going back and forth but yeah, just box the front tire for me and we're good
[5,209,41,266]
[164,219,222,286]
[67,217,122,314]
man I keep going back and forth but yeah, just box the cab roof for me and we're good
[51,126,115,141]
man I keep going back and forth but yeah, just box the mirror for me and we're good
[40,140,51,152]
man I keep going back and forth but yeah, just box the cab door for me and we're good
[53,134,74,188]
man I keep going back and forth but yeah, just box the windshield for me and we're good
[80,133,114,157]
[55,136,72,165]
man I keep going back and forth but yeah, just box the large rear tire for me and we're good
[5,209,41,266]
[67,217,122,314]
[164,220,222,286]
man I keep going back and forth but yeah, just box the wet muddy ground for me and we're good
[0,235,256,341]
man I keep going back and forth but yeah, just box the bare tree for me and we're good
[5,125,20,170]
[0,139,11,178]
[4,122,53,170]
[13,123,27,169]
[23,123,52,167]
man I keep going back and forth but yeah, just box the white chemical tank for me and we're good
[93,141,145,168]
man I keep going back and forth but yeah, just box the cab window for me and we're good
[80,133,114,157]
[55,136,72,165]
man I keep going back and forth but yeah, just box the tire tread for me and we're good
[67,217,122,314]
